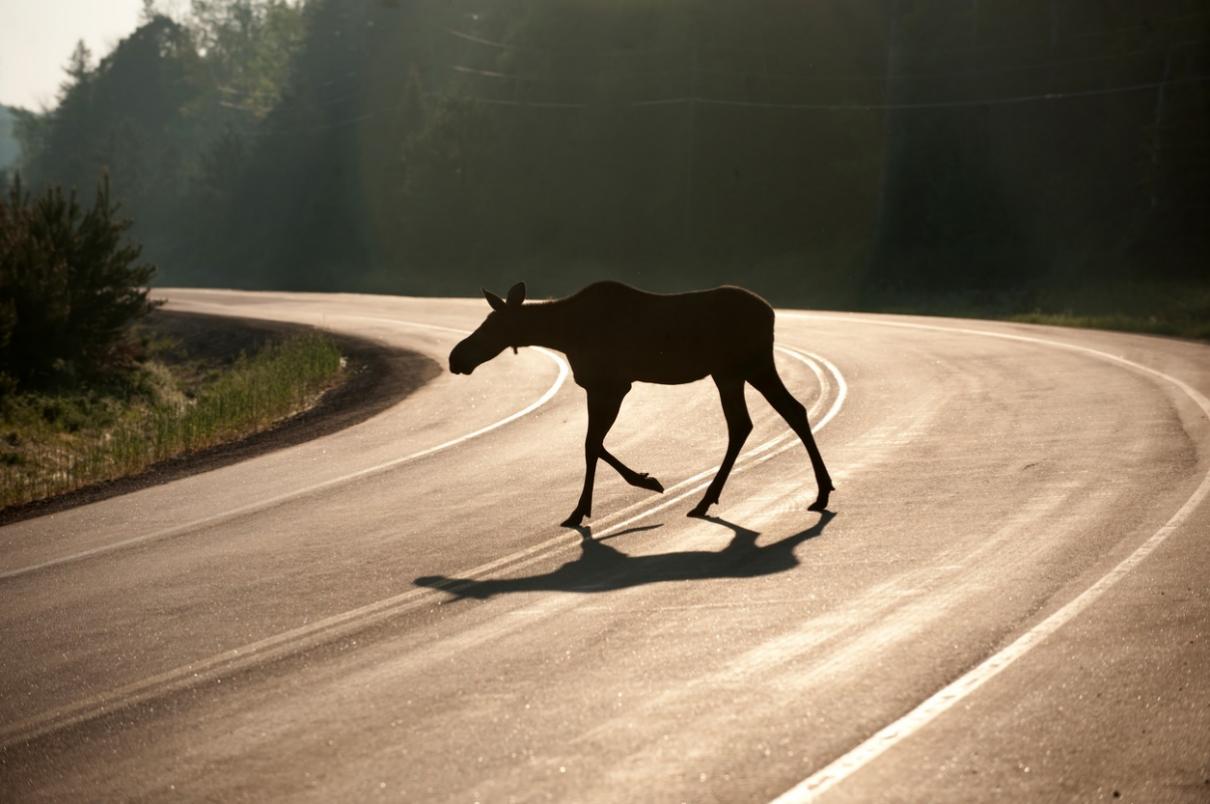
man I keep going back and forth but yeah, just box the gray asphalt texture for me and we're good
[1,290,1207,803]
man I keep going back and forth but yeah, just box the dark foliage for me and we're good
[0,174,157,387]
[9,0,1209,318]
[198,0,1210,306]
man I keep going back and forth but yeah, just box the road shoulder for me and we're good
[0,311,442,526]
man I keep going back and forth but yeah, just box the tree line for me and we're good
[6,0,1208,311]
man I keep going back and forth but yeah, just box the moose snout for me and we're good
[449,343,475,375]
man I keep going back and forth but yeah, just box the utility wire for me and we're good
[257,12,1210,135]
[632,74,1209,112]
[259,17,1210,110]
[442,10,1210,63]
[1072,11,1209,40]
[266,72,1209,137]
[293,36,1200,111]
[442,25,683,57]
[436,39,1206,90]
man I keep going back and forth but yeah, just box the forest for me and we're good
[5,0,1208,323]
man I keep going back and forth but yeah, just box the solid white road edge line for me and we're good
[459,346,847,588]
[769,315,1210,804]
[0,344,846,749]
[0,323,569,582]
[573,344,833,530]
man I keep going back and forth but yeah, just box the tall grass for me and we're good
[1,333,342,509]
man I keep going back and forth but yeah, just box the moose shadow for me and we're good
[414,511,835,600]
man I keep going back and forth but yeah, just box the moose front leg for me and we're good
[601,447,664,493]
[562,384,630,527]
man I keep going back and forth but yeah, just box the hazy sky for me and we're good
[0,1,151,109]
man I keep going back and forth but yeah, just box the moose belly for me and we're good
[570,344,751,387]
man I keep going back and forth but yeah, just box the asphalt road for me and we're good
[1,289,1207,803]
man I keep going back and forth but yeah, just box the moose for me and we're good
[448,281,834,527]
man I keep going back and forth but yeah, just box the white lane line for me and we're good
[383,346,841,599]
[589,347,847,540]
[572,345,836,530]
[770,316,1210,804]
[0,324,569,582]
[457,347,847,589]
[0,345,847,749]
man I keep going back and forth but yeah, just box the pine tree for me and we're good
[0,174,157,386]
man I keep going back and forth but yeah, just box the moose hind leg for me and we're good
[688,377,752,517]
[562,384,628,527]
[600,447,664,493]
[749,362,835,511]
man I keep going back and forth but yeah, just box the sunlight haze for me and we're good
[2,2,1209,801]
[0,1,148,109]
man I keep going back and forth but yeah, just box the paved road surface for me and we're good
[2,290,1207,802]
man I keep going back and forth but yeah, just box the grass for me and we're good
[846,280,1210,341]
[995,279,1210,340]
[1003,310,1210,340]
[878,302,1210,341]
[0,331,343,510]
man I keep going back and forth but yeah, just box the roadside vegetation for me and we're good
[0,327,343,509]
[998,280,1210,340]
[5,1,1204,336]
[0,174,344,510]
[849,280,1210,341]
[1005,309,1210,341]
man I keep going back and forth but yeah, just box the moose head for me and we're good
[449,282,528,375]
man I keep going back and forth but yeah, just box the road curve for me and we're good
[1,290,1207,802]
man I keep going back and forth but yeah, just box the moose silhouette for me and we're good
[449,281,834,527]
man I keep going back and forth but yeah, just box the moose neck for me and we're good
[514,299,576,353]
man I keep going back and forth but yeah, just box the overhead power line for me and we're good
[259,11,1210,136]
[432,24,1207,88]
[436,39,1206,91]
[1072,11,1210,40]
[632,74,1209,112]
[258,16,1210,112]
[268,72,1209,137]
[440,11,1210,72]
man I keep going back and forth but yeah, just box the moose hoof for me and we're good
[686,502,712,518]
[636,473,665,493]
[807,489,833,512]
[561,512,586,528]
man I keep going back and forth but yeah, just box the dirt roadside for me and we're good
[0,310,442,526]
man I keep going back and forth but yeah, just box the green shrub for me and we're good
[0,173,156,388]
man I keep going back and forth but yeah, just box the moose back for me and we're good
[449,281,834,526]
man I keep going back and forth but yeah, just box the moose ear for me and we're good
[506,282,526,307]
[483,289,506,312]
